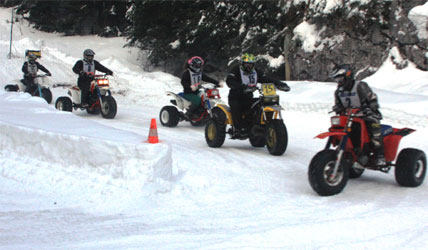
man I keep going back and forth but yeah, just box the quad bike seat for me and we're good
[381,124,393,136]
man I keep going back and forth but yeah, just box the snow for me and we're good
[1,6,428,250]
[409,1,428,40]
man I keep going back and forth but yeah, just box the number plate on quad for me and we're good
[262,83,276,96]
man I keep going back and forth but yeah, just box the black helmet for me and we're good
[187,56,204,73]
[83,49,95,62]
[329,64,354,79]
[329,64,355,89]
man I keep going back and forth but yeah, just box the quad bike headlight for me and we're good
[97,79,109,86]
[263,95,279,104]
[331,117,341,126]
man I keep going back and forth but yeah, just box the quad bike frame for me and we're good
[55,74,117,119]
[308,108,427,196]
[4,74,53,104]
[205,83,289,156]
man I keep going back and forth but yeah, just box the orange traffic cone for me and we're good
[147,118,159,144]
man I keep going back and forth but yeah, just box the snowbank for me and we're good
[0,92,172,194]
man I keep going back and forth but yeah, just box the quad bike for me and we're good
[159,83,224,127]
[55,74,117,119]
[4,73,53,104]
[205,83,289,156]
[308,108,426,196]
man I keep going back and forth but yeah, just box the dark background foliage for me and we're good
[1,0,427,80]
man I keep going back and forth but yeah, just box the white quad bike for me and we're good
[4,74,53,104]
[159,83,225,127]
[55,74,117,119]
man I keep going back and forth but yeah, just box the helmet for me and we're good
[329,64,355,89]
[241,53,255,73]
[187,56,204,73]
[27,53,37,63]
[83,49,95,62]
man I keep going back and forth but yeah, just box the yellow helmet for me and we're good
[241,53,255,63]
[241,53,255,73]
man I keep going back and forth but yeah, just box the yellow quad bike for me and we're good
[205,83,289,156]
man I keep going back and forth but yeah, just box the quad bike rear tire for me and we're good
[86,106,101,115]
[159,106,180,127]
[4,84,18,92]
[205,118,226,148]
[395,148,426,187]
[308,149,349,196]
[41,88,52,104]
[101,96,117,119]
[55,97,73,112]
[249,135,265,147]
[349,167,365,179]
[265,120,288,155]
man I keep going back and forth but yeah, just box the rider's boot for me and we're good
[372,131,386,166]
[80,90,88,107]
[185,104,199,119]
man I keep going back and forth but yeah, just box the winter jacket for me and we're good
[226,65,284,99]
[22,61,50,77]
[72,59,113,85]
[181,69,219,94]
[333,80,381,117]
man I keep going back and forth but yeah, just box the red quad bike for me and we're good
[308,108,426,196]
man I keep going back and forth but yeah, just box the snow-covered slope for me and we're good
[0,7,427,250]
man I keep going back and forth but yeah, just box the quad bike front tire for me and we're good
[41,88,52,104]
[55,96,73,112]
[159,106,180,127]
[265,120,288,155]
[205,118,226,148]
[395,148,426,187]
[100,96,117,119]
[308,149,349,196]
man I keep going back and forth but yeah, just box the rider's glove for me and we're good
[332,105,343,114]
[278,82,290,92]
[79,71,86,77]
[244,85,257,93]
[190,83,200,91]
[46,72,52,76]
[107,71,113,76]
[363,107,374,117]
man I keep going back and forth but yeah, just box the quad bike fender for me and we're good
[260,106,281,124]
[315,131,347,139]
[68,86,82,104]
[383,128,416,162]
[166,91,192,110]
[15,80,26,92]
[216,104,233,125]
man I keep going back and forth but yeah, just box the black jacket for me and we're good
[72,59,113,85]
[181,69,219,94]
[22,61,50,77]
[226,65,284,99]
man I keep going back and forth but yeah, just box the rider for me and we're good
[181,56,220,119]
[72,49,113,107]
[22,53,51,93]
[226,53,290,137]
[330,64,386,166]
